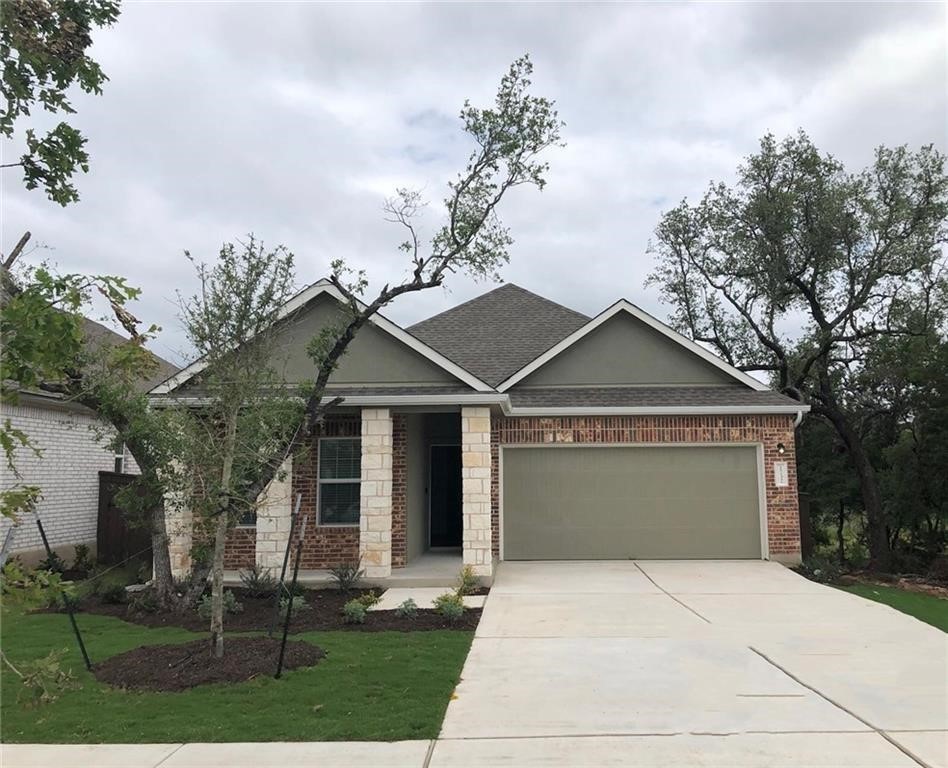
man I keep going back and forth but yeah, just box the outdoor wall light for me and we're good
[776,443,786,455]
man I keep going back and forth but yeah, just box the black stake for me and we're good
[36,518,92,671]
[275,514,307,679]
[268,494,301,638]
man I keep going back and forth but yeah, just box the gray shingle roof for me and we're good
[408,284,590,386]
[507,387,801,409]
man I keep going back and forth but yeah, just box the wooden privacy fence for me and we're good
[97,471,152,566]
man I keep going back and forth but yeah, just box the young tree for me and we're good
[1,0,120,205]
[200,55,563,541]
[648,132,947,571]
[174,238,303,657]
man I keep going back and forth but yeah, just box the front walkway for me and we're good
[6,561,945,767]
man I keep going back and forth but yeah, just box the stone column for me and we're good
[254,458,293,572]
[359,408,393,578]
[164,477,192,581]
[461,406,493,578]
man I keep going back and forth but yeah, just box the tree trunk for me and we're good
[837,500,846,565]
[150,501,176,609]
[822,406,891,572]
[209,409,238,658]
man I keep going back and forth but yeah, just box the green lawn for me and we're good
[1,609,473,743]
[839,583,948,633]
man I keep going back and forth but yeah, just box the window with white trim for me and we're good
[318,437,361,525]
[114,442,126,474]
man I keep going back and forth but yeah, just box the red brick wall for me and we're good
[490,414,801,560]
[392,414,407,568]
[223,527,256,570]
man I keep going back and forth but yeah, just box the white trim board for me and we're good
[496,299,770,392]
[149,280,493,394]
[497,442,769,562]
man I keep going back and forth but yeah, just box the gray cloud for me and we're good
[2,1,944,366]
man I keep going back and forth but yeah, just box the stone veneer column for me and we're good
[461,406,493,578]
[164,472,192,580]
[254,458,293,572]
[359,408,393,578]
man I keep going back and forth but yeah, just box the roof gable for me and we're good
[408,284,590,387]
[151,281,491,394]
[498,300,769,392]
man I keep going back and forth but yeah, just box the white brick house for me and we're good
[0,320,177,565]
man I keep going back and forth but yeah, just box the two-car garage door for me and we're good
[502,445,763,560]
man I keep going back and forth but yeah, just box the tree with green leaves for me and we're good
[648,132,947,571]
[1,0,120,205]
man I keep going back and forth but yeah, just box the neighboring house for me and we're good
[0,319,178,565]
[151,281,807,581]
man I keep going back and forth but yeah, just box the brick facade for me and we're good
[223,527,256,569]
[391,414,407,568]
[490,414,801,561]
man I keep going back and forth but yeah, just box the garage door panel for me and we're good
[502,446,761,560]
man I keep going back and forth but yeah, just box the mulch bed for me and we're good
[62,587,482,632]
[93,636,325,692]
[838,573,948,599]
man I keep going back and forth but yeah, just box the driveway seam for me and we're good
[633,563,711,623]
[422,739,436,768]
[750,647,933,768]
[151,743,186,768]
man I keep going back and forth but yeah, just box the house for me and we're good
[151,281,807,582]
[0,319,178,565]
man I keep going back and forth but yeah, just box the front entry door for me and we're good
[430,445,462,547]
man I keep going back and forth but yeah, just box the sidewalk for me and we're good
[1,742,432,768]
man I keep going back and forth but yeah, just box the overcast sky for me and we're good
[2,1,945,367]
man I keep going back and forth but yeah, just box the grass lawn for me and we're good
[1,608,473,743]
[838,583,948,633]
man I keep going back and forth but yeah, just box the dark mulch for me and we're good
[93,636,325,692]
[63,587,482,632]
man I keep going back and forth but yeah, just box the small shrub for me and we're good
[128,590,159,614]
[797,555,842,584]
[434,591,465,622]
[239,564,278,598]
[330,560,365,592]
[356,590,380,609]
[456,565,480,596]
[278,595,310,620]
[394,598,418,618]
[342,599,367,624]
[37,551,66,574]
[281,580,308,598]
[196,590,244,619]
[99,583,127,604]
[71,544,94,575]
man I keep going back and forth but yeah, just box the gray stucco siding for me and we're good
[516,312,738,387]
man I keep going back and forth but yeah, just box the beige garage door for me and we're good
[502,445,762,560]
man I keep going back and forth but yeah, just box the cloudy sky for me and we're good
[2,1,945,367]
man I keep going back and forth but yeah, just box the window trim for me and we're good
[114,442,126,474]
[317,436,362,527]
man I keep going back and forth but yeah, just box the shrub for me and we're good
[356,590,380,609]
[99,583,127,604]
[456,565,480,596]
[797,555,842,584]
[71,544,94,575]
[196,590,244,619]
[394,598,418,618]
[37,551,66,574]
[278,595,310,620]
[330,560,364,592]
[434,592,465,622]
[239,564,278,598]
[128,590,159,614]
[342,599,367,624]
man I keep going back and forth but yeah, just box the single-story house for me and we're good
[151,281,807,581]
[0,319,178,565]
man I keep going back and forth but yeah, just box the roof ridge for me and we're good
[408,282,588,330]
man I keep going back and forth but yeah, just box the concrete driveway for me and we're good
[434,561,947,767]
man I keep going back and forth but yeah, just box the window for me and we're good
[318,437,361,525]
[114,443,126,474]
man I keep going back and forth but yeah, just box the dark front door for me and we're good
[429,445,462,547]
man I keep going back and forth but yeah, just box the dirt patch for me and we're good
[66,587,482,632]
[93,636,325,691]
[840,573,948,599]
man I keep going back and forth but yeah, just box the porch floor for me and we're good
[224,550,466,589]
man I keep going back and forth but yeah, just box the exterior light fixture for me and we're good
[776,443,786,455]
